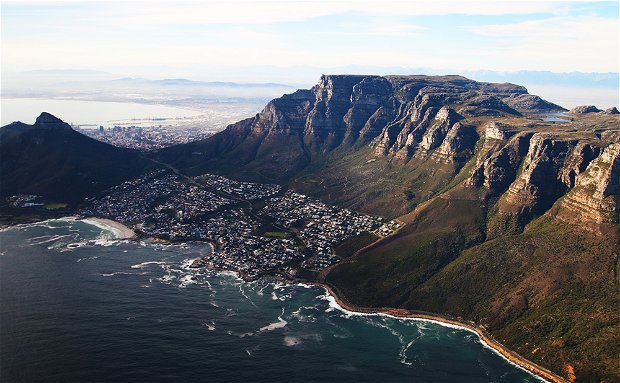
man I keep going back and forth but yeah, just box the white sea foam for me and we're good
[291,306,318,323]
[131,261,167,269]
[27,234,72,246]
[317,287,549,382]
[239,285,258,308]
[76,255,100,262]
[0,217,79,234]
[178,274,197,288]
[98,271,149,277]
[160,274,176,282]
[259,308,287,332]
[202,320,216,331]
[283,336,302,347]
[399,339,417,366]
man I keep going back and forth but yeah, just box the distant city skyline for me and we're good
[2,0,618,83]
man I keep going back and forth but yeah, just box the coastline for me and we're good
[81,217,136,239]
[307,281,570,383]
[1,215,568,382]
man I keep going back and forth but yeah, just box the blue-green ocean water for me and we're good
[0,219,544,383]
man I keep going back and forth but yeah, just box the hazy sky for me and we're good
[1,0,619,81]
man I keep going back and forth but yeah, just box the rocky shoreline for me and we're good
[185,254,569,383]
[10,215,569,382]
[310,281,569,383]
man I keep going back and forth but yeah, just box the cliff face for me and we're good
[468,132,532,196]
[555,143,620,227]
[157,75,564,183]
[157,76,617,235]
[497,134,578,224]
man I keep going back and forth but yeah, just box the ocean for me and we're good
[0,219,544,383]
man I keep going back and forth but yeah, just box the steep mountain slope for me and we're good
[156,75,563,185]
[0,112,155,203]
[323,111,619,381]
[156,75,618,381]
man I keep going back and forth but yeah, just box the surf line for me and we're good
[300,281,568,383]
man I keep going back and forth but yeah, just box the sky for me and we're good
[1,0,619,83]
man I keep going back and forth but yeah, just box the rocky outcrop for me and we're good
[569,105,601,114]
[503,94,567,113]
[418,107,463,152]
[558,142,602,188]
[497,134,577,223]
[555,143,620,226]
[484,121,515,141]
[468,133,532,196]
[305,75,371,151]
[604,107,619,115]
[431,122,479,165]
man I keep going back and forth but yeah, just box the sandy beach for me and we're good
[309,282,569,383]
[82,217,136,239]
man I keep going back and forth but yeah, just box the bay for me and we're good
[0,219,544,383]
[0,98,204,127]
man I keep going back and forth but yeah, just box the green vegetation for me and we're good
[334,232,378,258]
[44,202,68,210]
[264,231,289,238]
[328,213,620,382]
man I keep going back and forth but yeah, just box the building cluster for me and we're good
[81,171,230,231]
[76,125,214,151]
[196,174,282,200]
[375,220,402,237]
[259,191,383,271]
[6,194,45,208]
[189,209,302,280]
[79,172,397,278]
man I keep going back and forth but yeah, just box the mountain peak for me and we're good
[34,112,71,129]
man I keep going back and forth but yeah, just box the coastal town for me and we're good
[75,124,216,151]
[75,171,395,279]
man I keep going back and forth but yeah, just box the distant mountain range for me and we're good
[108,77,293,89]
[1,74,618,382]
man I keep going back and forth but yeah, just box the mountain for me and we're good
[156,75,563,182]
[156,74,619,381]
[0,112,155,204]
[3,75,618,381]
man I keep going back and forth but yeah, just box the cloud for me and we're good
[2,0,576,27]
[1,1,618,74]
[467,15,619,71]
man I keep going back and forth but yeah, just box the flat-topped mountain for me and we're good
[0,112,155,203]
[156,75,566,181]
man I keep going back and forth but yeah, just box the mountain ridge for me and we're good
[0,112,156,203]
